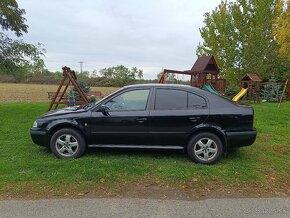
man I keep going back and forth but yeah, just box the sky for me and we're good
[17,0,221,79]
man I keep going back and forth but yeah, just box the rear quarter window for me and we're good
[188,92,207,109]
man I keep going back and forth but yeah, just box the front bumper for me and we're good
[30,128,49,147]
[226,129,257,147]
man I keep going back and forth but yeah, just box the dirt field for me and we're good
[0,83,119,102]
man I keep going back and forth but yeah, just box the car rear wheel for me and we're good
[187,132,223,164]
[50,128,86,159]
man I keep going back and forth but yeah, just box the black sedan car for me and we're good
[30,84,256,164]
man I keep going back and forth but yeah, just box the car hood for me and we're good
[40,106,86,118]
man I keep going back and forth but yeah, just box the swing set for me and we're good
[47,66,89,111]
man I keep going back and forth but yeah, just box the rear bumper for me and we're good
[226,129,257,147]
[30,128,49,147]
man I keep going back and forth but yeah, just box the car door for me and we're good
[148,88,209,145]
[89,88,151,145]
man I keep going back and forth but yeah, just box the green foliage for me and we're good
[0,0,28,36]
[52,71,63,81]
[225,85,240,99]
[99,65,143,86]
[197,0,290,85]
[0,33,45,79]
[68,80,91,99]
[76,70,90,81]
[261,77,283,102]
[273,0,290,61]
[0,0,45,79]
[89,95,97,103]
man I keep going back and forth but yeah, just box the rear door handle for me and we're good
[136,117,147,123]
[189,116,200,122]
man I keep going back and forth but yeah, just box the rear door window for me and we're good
[155,89,187,110]
[155,88,207,110]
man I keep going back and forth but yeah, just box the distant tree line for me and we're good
[0,64,161,86]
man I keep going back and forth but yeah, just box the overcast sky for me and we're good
[17,0,221,79]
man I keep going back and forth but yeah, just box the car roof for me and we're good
[124,83,211,94]
[124,83,193,89]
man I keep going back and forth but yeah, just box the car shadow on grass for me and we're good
[84,146,246,162]
[85,147,186,159]
[36,144,247,162]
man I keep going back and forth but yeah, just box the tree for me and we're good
[273,0,290,61]
[197,1,238,82]
[197,0,290,85]
[131,67,143,80]
[0,0,28,36]
[0,0,45,78]
[99,65,143,86]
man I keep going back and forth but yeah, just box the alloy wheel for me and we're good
[55,134,79,157]
[193,138,218,161]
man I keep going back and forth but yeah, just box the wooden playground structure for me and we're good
[159,55,226,93]
[240,73,262,101]
[48,66,91,111]
[159,55,289,102]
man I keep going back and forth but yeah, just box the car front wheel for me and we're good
[50,128,86,159]
[187,132,223,164]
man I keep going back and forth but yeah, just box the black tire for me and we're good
[187,132,223,164]
[50,128,86,159]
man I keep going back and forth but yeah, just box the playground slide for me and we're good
[202,84,220,95]
[232,88,248,102]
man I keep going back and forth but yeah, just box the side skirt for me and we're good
[88,144,184,150]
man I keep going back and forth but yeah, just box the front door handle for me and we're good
[136,117,147,123]
[189,116,200,122]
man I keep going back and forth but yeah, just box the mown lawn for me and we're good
[0,102,289,199]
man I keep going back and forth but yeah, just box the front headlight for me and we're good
[32,121,38,128]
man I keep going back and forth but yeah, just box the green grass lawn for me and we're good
[0,102,289,199]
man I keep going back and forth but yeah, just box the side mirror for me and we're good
[97,105,110,116]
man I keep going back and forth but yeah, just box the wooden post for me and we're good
[278,79,288,108]
[48,76,66,111]
[54,82,69,110]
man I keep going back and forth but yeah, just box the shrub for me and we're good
[0,75,17,83]
[68,80,91,99]
[225,86,240,99]
[261,77,283,102]
[26,75,57,84]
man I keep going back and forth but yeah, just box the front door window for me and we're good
[105,89,150,111]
